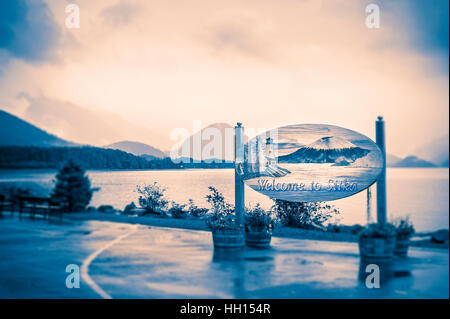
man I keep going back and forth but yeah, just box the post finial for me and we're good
[377,116,383,121]
[236,122,242,128]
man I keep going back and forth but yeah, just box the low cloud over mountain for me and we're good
[413,134,449,166]
[19,95,172,150]
[0,109,75,147]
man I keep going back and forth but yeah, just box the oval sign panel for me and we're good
[240,124,384,202]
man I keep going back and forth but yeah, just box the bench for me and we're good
[17,196,62,220]
[0,194,14,215]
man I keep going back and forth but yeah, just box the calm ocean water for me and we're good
[0,168,448,232]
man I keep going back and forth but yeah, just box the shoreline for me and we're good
[0,167,448,171]
[1,167,448,233]
[12,210,447,250]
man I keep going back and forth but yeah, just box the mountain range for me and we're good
[391,156,437,168]
[0,108,447,168]
[277,136,370,164]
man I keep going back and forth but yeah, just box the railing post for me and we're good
[234,122,245,227]
[376,116,387,224]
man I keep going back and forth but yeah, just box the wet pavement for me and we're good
[0,214,448,298]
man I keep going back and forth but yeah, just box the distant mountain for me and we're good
[392,155,437,168]
[413,134,449,166]
[308,136,355,150]
[104,141,165,158]
[0,110,76,147]
[387,154,402,167]
[172,123,236,162]
[17,94,172,150]
[277,136,370,164]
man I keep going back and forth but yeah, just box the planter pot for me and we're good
[245,231,272,249]
[212,229,244,251]
[394,238,410,257]
[358,236,395,262]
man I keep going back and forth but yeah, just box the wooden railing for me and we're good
[0,195,62,220]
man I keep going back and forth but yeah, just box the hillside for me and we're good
[104,141,165,158]
[0,146,179,170]
[0,110,76,147]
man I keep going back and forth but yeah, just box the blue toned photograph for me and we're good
[0,0,448,309]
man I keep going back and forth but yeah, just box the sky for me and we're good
[0,0,448,156]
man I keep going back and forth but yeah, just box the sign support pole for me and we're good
[366,187,372,224]
[234,122,245,227]
[376,116,387,224]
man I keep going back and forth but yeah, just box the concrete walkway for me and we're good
[0,215,448,299]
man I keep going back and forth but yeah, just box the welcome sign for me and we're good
[239,124,384,202]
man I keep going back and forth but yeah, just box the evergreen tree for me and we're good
[51,160,93,212]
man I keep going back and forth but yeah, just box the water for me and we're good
[0,168,448,232]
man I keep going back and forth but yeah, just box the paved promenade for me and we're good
[0,215,448,298]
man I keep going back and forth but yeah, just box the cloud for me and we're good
[396,0,448,54]
[206,23,271,61]
[0,0,447,156]
[0,0,61,65]
[377,0,449,72]
[101,0,142,26]
[15,93,171,148]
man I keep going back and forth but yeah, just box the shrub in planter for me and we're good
[394,217,415,257]
[187,199,209,218]
[205,186,244,251]
[359,223,396,262]
[272,199,339,230]
[244,204,278,248]
[136,182,168,215]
